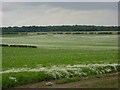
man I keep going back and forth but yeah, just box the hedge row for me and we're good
[0,44,37,48]
[26,31,120,35]
[2,31,120,35]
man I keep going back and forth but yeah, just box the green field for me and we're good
[1,34,119,88]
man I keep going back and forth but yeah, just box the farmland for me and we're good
[1,34,119,88]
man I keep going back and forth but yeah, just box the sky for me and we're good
[1,2,118,27]
[2,0,120,2]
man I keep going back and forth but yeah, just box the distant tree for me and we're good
[2,25,118,34]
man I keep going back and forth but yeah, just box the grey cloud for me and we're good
[2,2,118,26]
[2,0,120,2]
[2,2,118,12]
[44,2,118,11]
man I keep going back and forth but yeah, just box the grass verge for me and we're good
[2,64,120,89]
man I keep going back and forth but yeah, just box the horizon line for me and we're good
[1,24,118,28]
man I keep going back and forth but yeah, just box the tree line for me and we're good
[1,25,118,34]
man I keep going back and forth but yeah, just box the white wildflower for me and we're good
[9,77,17,82]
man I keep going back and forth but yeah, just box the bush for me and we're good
[46,82,54,86]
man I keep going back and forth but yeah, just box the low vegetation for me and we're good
[0,44,37,48]
[2,64,120,88]
[2,34,119,88]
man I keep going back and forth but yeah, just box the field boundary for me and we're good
[2,31,120,35]
[0,44,37,48]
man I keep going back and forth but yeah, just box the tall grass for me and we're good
[2,64,120,88]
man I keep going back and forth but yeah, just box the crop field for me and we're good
[1,34,119,88]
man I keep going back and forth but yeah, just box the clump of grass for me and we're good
[46,82,54,86]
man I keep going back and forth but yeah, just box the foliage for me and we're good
[1,25,118,34]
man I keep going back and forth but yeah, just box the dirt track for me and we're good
[17,73,119,88]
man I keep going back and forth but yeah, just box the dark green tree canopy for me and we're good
[1,25,118,34]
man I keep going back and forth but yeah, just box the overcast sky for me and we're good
[2,2,118,27]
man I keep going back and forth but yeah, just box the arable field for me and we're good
[1,34,119,88]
